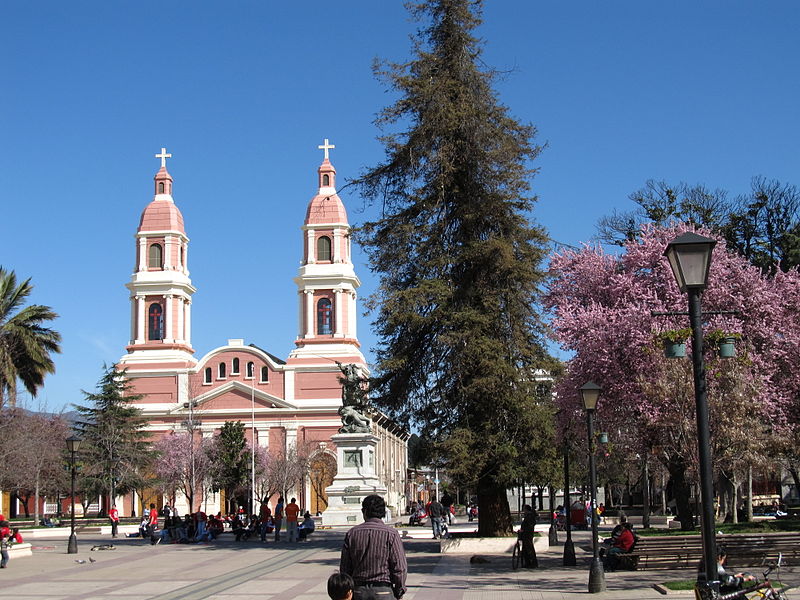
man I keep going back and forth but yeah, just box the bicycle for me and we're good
[511,532,523,570]
[719,554,791,600]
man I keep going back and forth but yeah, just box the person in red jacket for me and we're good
[603,523,635,571]
[109,504,120,538]
[148,503,159,545]
[0,522,11,569]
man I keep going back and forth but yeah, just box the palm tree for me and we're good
[0,267,61,407]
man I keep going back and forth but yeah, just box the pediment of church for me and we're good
[188,380,294,411]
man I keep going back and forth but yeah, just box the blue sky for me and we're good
[2,1,798,411]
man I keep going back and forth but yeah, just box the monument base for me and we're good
[322,432,387,527]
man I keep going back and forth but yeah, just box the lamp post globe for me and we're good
[66,435,82,555]
[664,233,719,599]
[580,382,606,593]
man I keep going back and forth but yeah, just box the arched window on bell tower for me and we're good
[148,303,164,341]
[148,243,163,269]
[317,236,332,262]
[322,174,330,186]
[159,181,165,193]
[317,297,333,335]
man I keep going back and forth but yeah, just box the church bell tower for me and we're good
[288,139,365,364]
[120,148,196,367]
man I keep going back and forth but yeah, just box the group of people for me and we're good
[256,497,315,543]
[117,498,315,545]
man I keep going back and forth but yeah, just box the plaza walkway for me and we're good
[3,527,797,599]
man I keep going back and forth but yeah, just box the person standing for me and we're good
[0,521,11,569]
[519,504,538,568]
[109,504,120,538]
[273,496,285,541]
[427,497,446,539]
[285,497,300,542]
[340,494,407,599]
[148,503,159,545]
[259,501,272,542]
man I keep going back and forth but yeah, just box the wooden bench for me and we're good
[627,532,800,570]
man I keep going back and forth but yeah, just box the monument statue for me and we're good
[336,362,372,434]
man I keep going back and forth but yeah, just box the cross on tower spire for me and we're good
[155,147,172,168]
[318,138,335,160]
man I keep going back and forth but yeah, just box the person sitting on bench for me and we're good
[298,512,315,540]
[603,522,635,571]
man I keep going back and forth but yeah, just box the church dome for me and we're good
[305,193,348,225]
[138,159,185,233]
[304,158,349,225]
[138,197,185,233]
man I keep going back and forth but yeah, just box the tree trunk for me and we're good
[746,465,754,522]
[732,470,738,524]
[667,455,695,530]
[477,482,513,537]
[34,473,40,528]
[642,457,651,529]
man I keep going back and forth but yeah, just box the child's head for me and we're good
[327,571,354,600]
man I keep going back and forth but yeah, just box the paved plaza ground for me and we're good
[3,524,797,599]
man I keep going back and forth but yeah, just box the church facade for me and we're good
[117,144,408,516]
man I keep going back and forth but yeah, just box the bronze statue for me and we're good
[336,362,371,434]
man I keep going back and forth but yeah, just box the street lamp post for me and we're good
[562,440,576,566]
[664,232,719,600]
[251,377,256,515]
[66,435,82,554]
[183,400,199,512]
[581,382,606,593]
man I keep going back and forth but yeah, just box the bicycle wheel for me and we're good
[512,540,521,570]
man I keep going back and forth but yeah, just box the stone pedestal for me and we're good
[322,432,387,527]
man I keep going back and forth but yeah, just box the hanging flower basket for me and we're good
[705,330,741,359]
[657,328,691,358]
[663,341,687,358]
[718,337,737,358]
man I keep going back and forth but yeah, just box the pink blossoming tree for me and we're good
[545,223,800,528]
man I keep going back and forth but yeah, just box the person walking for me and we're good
[285,497,300,542]
[427,497,446,539]
[340,494,407,599]
[109,504,120,538]
[273,496,285,541]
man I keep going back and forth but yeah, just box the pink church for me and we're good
[117,144,408,516]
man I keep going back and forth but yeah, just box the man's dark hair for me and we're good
[327,571,354,600]
[361,494,386,519]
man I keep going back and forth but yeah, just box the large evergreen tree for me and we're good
[0,267,61,407]
[210,421,251,513]
[356,0,555,535]
[73,365,151,513]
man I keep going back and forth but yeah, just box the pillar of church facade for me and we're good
[138,237,147,271]
[135,295,145,343]
[185,300,192,346]
[164,294,174,342]
[334,289,344,338]
[304,291,314,338]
